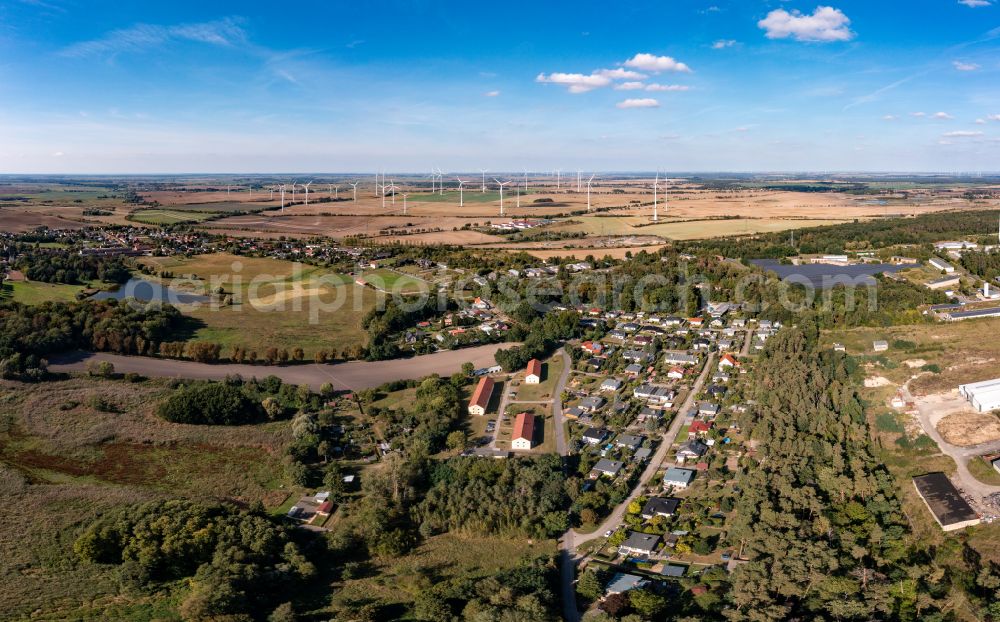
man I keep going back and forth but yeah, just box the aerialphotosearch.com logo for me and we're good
[112,260,881,321]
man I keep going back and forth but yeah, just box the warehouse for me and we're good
[912,472,980,531]
[928,257,955,273]
[959,377,1000,412]
[944,306,1000,322]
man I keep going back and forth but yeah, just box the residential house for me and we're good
[619,532,661,558]
[581,341,604,355]
[634,383,674,405]
[582,427,609,445]
[591,458,624,478]
[624,363,643,377]
[664,352,698,366]
[667,367,685,380]
[633,447,652,462]
[718,353,739,370]
[622,349,652,364]
[676,439,709,461]
[641,497,681,519]
[580,396,606,412]
[663,467,697,489]
[615,434,644,451]
[698,402,720,416]
[605,573,648,595]
[600,378,624,392]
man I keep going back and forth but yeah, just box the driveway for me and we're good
[901,377,1000,499]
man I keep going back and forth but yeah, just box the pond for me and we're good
[750,259,906,289]
[91,278,210,304]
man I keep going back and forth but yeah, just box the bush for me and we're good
[157,382,265,425]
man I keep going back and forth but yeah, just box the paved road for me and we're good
[48,343,510,392]
[557,352,715,622]
[901,378,1000,498]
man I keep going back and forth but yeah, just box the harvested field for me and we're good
[0,207,87,232]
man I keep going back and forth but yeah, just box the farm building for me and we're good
[926,275,961,290]
[525,359,542,384]
[959,377,1000,412]
[468,376,495,416]
[872,340,889,352]
[511,412,537,450]
[928,257,955,273]
[912,472,980,531]
[944,306,1000,321]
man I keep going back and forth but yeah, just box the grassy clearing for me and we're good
[130,208,222,224]
[137,253,375,356]
[515,356,563,402]
[0,376,297,620]
[325,533,556,614]
[0,280,83,304]
[359,268,429,294]
[967,456,1000,486]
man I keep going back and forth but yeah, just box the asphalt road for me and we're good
[558,352,715,622]
[48,343,510,392]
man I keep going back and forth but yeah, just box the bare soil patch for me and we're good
[938,411,1000,446]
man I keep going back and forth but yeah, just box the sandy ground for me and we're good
[865,376,893,387]
[48,343,514,391]
[904,359,928,368]
[915,389,1000,446]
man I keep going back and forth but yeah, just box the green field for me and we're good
[0,280,84,304]
[139,253,374,356]
[129,208,222,224]
[359,268,429,294]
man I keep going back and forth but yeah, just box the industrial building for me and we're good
[912,472,980,531]
[959,377,1000,412]
[944,306,1000,322]
[928,257,955,273]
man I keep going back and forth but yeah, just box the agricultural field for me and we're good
[548,215,851,240]
[138,253,375,356]
[128,208,223,225]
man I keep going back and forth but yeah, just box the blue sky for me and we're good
[1,0,999,173]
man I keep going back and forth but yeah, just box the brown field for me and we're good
[198,214,503,240]
[0,207,88,232]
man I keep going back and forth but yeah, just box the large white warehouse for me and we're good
[958,378,1000,413]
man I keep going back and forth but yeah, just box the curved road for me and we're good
[558,352,715,622]
[47,343,510,392]
[901,377,1000,498]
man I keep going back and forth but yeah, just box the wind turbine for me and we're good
[279,185,287,211]
[269,186,275,200]
[429,170,437,194]
[494,178,511,217]
[302,181,313,206]
[577,170,582,192]
[388,179,397,205]
[652,172,660,222]
[248,186,252,199]
[227,184,231,197]
[290,183,296,203]
[556,169,561,190]
[523,169,528,193]
[436,168,445,195]
[402,193,409,215]
[349,181,359,202]
[481,169,488,193]
[333,185,339,199]
[456,177,467,207]
[586,174,595,212]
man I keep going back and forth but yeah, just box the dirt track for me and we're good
[48,343,513,391]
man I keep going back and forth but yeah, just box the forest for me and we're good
[14,246,131,284]
[710,328,1000,621]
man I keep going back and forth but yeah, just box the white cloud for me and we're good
[623,53,692,73]
[953,60,980,71]
[989,114,1000,121]
[932,111,954,120]
[959,0,992,6]
[616,98,660,109]
[911,112,927,117]
[61,17,246,57]
[712,39,737,49]
[614,82,646,91]
[596,68,646,80]
[484,90,500,97]
[645,83,690,92]
[882,114,897,120]
[52,151,65,157]
[535,72,613,93]
[976,118,987,124]
[758,6,854,42]
[942,130,984,137]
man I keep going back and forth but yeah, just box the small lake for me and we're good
[91,278,210,304]
[750,259,905,289]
